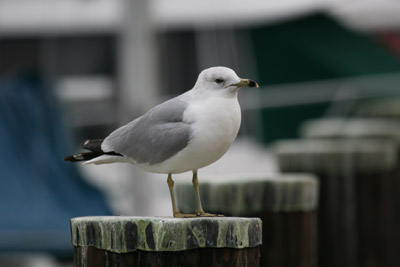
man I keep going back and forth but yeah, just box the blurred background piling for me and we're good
[274,138,398,267]
[176,173,319,267]
[2,0,400,266]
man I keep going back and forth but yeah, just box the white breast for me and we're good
[144,95,241,174]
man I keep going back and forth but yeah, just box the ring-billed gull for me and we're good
[65,66,258,218]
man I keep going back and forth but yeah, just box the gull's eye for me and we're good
[215,79,224,84]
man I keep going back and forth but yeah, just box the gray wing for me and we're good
[102,99,191,165]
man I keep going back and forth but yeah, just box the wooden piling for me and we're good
[300,118,400,267]
[274,138,398,267]
[71,216,262,267]
[176,173,319,267]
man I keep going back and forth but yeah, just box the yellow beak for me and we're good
[232,78,259,88]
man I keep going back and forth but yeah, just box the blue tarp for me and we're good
[0,73,112,257]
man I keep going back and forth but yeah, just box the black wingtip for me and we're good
[64,155,77,162]
[64,153,88,162]
[64,139,122,162]
[81,139,90,147]
[81,139,104,153]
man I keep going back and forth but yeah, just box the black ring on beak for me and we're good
[248,80,257,88]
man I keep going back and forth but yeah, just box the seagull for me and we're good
[65,66,258,218]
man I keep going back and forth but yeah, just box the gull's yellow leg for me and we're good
[192,170,223,217]
[167,174,196,218]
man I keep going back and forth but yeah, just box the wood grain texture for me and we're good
[74,246,260,267]
[71,216,262,266]
[71,216,262,253]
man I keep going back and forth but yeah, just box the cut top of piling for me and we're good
[71,216,262,253]
[176,173,319,215]
[301,118,400,144]
[274,138,397,174]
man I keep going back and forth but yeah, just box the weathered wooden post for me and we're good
[71,216,262,267]
[274,138,397,267]
[176,173,319,267]
[300,118,400,267]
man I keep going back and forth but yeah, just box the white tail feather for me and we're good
[83,155,131,165]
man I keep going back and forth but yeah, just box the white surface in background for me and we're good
[80,138,277,217]
[1,0,400,34]
[155,0,400,31]
[56,76,114,102]
[0,0,122,35]
[152,0,328,29]
[329,0,400,31]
